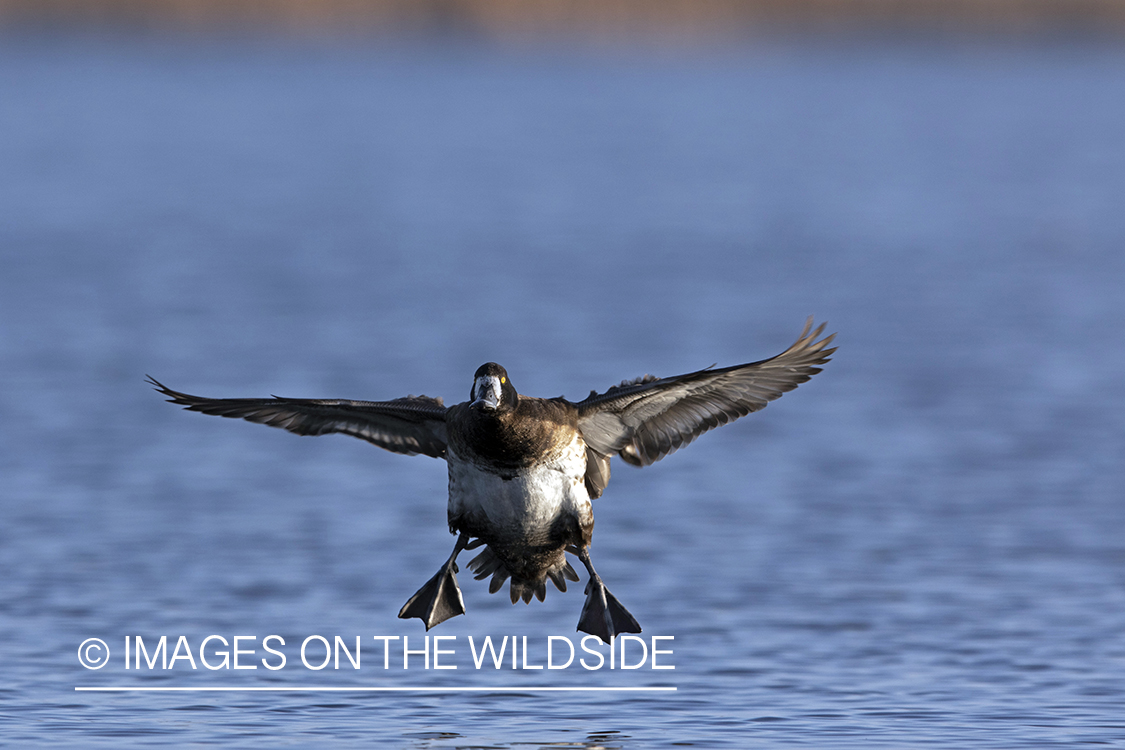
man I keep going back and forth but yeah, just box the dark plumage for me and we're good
[149,317,835,640]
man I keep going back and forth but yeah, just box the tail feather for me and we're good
[488,569,510,593]
[547,561,579,592]
[468,545,571,605]
[468,549,503,580]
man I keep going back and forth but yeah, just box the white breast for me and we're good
[447,433,591,542]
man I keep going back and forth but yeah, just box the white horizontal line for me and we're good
[75,686,675,693]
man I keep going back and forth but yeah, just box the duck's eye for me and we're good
[501,377,506,384]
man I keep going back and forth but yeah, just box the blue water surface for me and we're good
[1,30,1124,748]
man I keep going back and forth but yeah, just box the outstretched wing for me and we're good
[576,318,835,475]
[148,376,449,458]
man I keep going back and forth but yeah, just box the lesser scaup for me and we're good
[149,317,835,641]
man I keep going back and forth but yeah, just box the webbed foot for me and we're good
[399,534,469,630]
[572,546,642,643]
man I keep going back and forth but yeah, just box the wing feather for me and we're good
[147,376,449,458]
[577,317,835,468]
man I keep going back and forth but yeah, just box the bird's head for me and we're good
[470,363,517,412]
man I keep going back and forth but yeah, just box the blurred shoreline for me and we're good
[2,0,1124,36]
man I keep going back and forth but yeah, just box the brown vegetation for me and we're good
[1,0,1122,34]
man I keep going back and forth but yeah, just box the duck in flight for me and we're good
[149,318,834,642]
